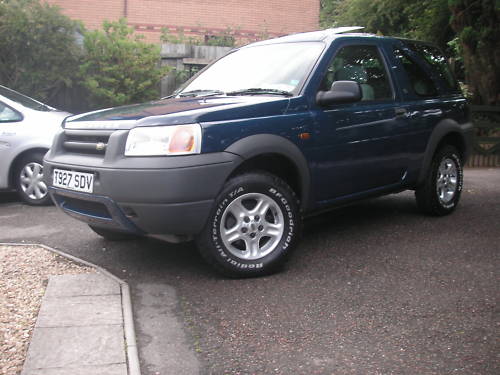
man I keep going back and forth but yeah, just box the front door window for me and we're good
[319,45,393,101]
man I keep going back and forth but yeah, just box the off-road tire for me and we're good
[415,145,463,216]
[196,172,302,278]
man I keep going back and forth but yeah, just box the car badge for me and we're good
[96,142,106,151]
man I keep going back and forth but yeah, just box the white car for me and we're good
[0,85,70,205]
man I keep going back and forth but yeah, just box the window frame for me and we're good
[392,47,440,99]
[404,41,461,94]
[316,42,397,104]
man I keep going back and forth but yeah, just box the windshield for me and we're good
[178,42,325,96]
[0,86,54,111]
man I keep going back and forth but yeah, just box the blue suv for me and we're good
[44,28,473,277]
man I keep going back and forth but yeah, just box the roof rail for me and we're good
[327,26,365,34]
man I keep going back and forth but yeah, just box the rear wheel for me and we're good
[88,225,141,241]
[15,151,51,206]
[196,172,301,277]
[415,145,463,216]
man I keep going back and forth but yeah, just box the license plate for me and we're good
[53,169,94,193]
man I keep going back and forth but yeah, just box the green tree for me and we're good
[0,0,81,102]
[449,0,500,105]
[320,0,344,27]
[80,18,169,108]
[321,0,452,48]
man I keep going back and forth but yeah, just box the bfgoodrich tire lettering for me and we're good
[196,172,301,277]
[415,145,463,216]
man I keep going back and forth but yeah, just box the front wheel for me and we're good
[415,145,463,216]
[196,172,302,278]
[15,151,52,206]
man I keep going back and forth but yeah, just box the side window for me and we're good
[394,48,438,97]
[406,43,459,92]
[319,45,393,101]
[0,102,22,122]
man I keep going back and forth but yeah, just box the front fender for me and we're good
[225,134,312,209]
[0,139,52,189]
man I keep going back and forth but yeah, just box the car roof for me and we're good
[244,27,427,48]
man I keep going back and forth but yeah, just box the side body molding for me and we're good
[417,119,473,186]
[225,134,312,210]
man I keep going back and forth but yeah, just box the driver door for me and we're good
[312,43,411,203]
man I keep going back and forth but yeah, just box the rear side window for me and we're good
[0,102,22,122]
[319,45,393,101]
[394,48,438,98]
[406,42,459,92]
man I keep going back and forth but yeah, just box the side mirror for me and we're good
[316,80,362,106]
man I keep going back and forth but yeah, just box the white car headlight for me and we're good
[125,124,202,156]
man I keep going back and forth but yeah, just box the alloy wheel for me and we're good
[436,157,458,205]
[220,193,284,260]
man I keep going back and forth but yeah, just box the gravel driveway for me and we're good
[0,169,498,374]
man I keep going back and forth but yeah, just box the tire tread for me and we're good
[196,171,301,278]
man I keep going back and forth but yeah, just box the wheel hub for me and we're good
[220,193,284,261]
[20,162,47,200]
[436,157,458,205]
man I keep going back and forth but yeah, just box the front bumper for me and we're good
[44,152,242,235]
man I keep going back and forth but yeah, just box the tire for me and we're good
[15,151,52,206]
[88,225,141,241]
[196,172,302,278]
[415,145,463,216]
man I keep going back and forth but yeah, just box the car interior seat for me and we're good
[335,65,375,101]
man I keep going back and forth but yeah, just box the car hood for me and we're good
[64,96,290,130]
[23,109,72,128]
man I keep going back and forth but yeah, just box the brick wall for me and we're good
[45,0,320,44]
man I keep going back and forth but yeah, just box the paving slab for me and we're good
[44,273,120,297]
[22,273,128,375]
[22,363,127,375]
[36,294,122,327]
[22,325,126,369]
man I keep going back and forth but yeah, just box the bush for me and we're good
[0,0,81,103]
[80,18,169,108]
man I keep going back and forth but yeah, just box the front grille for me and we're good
[63,129,113,155]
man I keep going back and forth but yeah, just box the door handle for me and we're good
[394,107,408,118]
[423,109,443,116]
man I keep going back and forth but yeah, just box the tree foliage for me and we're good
[0,0,81,102]
[321,0,452,48]
[449,0,500,105]
[80,18,169,108]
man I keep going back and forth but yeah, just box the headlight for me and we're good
[125,124,202,156]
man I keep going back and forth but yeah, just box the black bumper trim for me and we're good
[49,187,143,234]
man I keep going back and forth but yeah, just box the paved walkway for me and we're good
[22,273,128,375]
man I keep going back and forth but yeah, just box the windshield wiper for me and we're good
[178,89,225,98]
[226,88,293,97]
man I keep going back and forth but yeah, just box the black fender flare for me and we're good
[417,119,473,186]
[225,134,312,209]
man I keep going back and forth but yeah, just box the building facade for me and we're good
[45,0,320,44]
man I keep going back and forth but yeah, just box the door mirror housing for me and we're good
[316,80,362,106]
